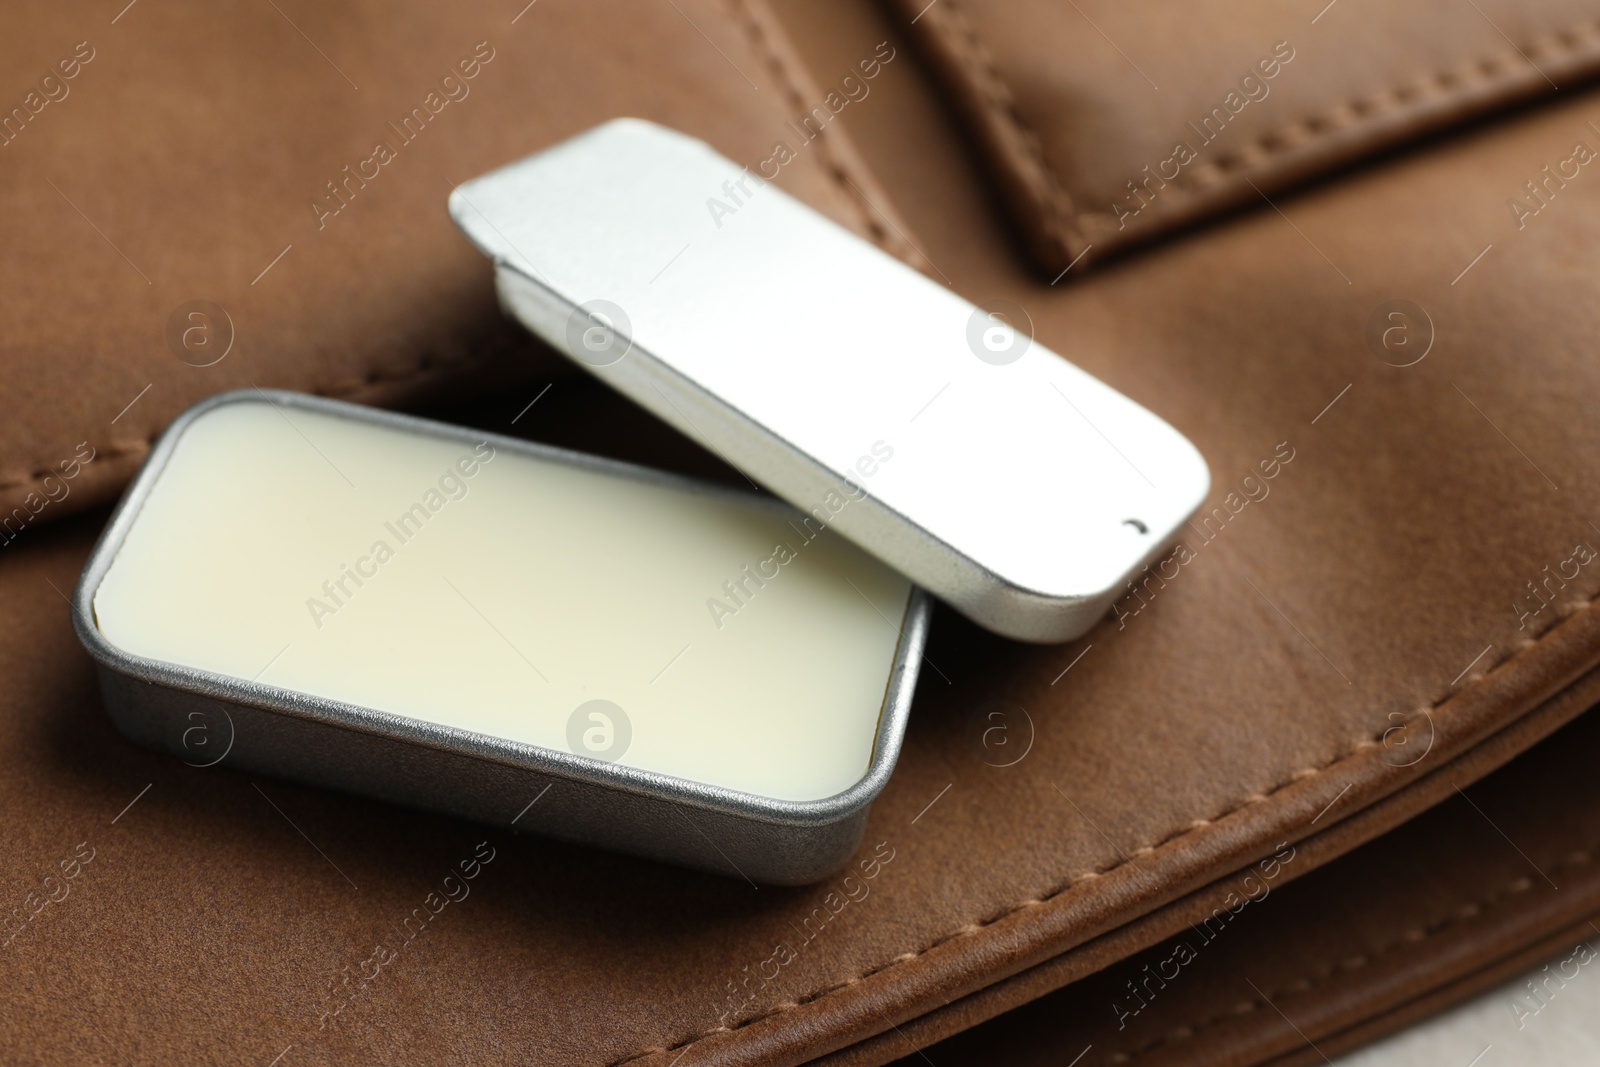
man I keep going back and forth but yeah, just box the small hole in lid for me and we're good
[1123,519,1149,534]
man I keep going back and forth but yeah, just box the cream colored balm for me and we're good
[91,395,916,806]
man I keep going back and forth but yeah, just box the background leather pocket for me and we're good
[884,0,1600,274]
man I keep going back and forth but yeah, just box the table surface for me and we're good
[1335,941,1600,1065]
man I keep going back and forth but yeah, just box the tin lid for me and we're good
[449,119,1210,642]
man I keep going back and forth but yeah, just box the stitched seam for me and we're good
[1077,17,1600,229]
[0,349,485,498]
[728,0,903,258]
[927,0,1085,256]
[607,595,1600,1064]
[928,9,1600,253]
[1109,846,1595,1063]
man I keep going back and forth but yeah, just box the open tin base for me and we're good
[72,392,930,885]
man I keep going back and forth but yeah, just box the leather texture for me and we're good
[883,0,1600,273]
[0,0,908,539]
[6,0,1600,1065]
[883,707,1600,1067]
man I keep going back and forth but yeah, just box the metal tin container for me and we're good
[73,391,928,885]
[450,118,1211,643]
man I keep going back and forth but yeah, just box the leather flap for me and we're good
[885,0,1600,273]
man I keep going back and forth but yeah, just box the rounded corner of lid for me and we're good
[596,115,666,139]
[445,182,474,224]
[1176,438,1213,507]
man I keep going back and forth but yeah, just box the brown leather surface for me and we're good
[828,665,1600,1064]
[884,706,1600,1067]
[7,1,1600,1066]
[0,0,906,540]
[837,657,1600,1065]
[883,0,1600,273]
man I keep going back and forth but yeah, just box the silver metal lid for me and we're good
[450,119,1210,642]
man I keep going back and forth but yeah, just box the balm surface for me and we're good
[92,399,913,802]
